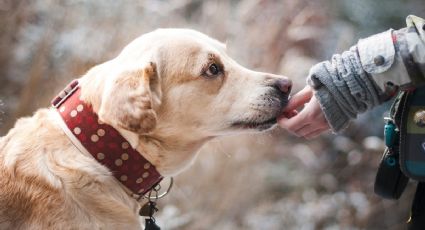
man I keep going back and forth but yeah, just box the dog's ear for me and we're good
[98,62,160,134]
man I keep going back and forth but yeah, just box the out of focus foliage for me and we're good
[1,0,424,229]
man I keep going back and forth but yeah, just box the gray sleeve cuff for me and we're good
[314,87,350,132]
[307,46,384,133]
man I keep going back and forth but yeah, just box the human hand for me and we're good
[278,86,330,139]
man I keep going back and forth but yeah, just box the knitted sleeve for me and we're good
[307,46,385,132]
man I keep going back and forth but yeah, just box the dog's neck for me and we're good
[133,131,211,176]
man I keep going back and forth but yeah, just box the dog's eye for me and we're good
[206,63,221,76]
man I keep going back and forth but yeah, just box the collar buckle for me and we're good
[51,79,79,108]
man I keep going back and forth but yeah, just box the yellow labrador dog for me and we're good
[0,29,291,229]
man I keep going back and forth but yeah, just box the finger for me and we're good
[292,124,311,137]
[293,118,330,137]
[284,86,313,112]
[278,113,310,132]
[293,124,317,137]
[280,110,298,119]
[281,123,310,137]
[304,128,330,140]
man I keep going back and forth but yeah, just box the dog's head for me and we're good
[80,29,291,174]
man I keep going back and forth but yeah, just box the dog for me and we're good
[0,29,291,230]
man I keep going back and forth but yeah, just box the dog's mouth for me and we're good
[231,117,277,131]
[230,92,289,131]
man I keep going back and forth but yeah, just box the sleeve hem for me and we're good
[314,88,351,133]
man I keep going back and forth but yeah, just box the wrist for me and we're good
[312,87,350,133]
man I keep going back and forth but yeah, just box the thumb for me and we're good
[284,85,313,112]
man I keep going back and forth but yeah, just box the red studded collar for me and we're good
[51,80,163,196]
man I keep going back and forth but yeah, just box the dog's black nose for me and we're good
[274,78,292,94]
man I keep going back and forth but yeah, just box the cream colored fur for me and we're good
[0,29,290,229]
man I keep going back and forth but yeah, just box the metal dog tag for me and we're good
[139,202,152,217]
[140,201,161,230]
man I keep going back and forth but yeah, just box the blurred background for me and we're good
[1,0,425,229]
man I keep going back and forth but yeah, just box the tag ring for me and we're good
[144,177,174,200]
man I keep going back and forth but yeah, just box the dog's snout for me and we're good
[273,78,292,94]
